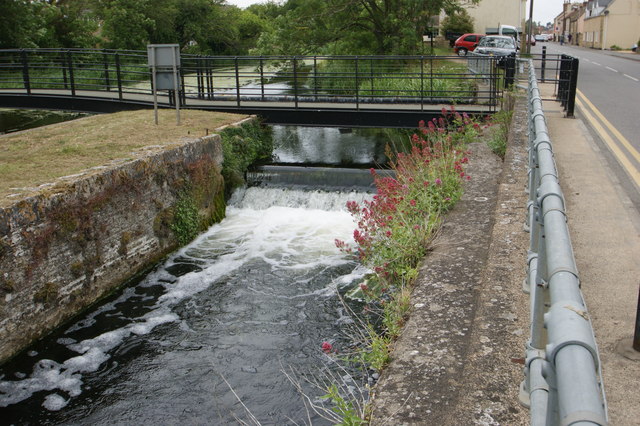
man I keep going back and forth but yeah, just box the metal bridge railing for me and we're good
[0,49,501,111]
[521,58,607,426]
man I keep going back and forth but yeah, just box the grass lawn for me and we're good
[0,109,249,207]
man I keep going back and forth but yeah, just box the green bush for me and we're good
[219,120,273,197]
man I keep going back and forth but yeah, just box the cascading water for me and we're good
[0,186,373,425]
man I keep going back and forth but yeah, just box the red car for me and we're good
[454,33,484,56]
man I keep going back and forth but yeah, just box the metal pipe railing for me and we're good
[521,58,608,425]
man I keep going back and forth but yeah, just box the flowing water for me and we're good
[0,109,89,135]
[0,187,375,425]
[0,107,401,423]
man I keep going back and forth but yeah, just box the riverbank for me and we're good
[0,109,247,207]
[370,91,530,424]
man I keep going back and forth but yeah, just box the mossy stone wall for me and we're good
[0,134,227,363]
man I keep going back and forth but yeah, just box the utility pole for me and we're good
[527,0,534,54]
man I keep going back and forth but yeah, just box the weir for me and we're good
[247,165,394,192]
[0,186,374,424]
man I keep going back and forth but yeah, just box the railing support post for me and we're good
[115,53,123,100]
[293,56,298,108]
[20,49,30,95]
[67,50,75,96]
[504,55,516,89]
[634,285,640,352]
[541,46,547,82]
[103,49,111,91]
[235,57,241,107]
[197,56,204,99]
[566,57,579,117]
[260,56,265,101]
[354,56,359,110]
[420,56,424,111]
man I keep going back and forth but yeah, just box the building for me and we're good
[583,0,640,49]
[461,0,528,35]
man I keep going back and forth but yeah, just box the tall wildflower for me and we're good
[336,108,480,288]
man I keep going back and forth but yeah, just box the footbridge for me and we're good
[0,48,512,128]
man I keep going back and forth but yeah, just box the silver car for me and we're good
[474,35,517,66]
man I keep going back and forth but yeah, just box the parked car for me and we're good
[474,35,518,66]
[528,35,536,46]
[534,34,546,42]
[453,33,484,56]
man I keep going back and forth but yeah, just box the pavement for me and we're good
[369,82,640,424]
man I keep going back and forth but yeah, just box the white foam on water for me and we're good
[42,393,69,411]
[0,187,371,411]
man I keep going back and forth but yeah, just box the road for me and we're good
[530,42,640,206]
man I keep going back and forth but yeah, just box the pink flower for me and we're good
[435,178,442,185]
[322,342,333,354]
[360,283,369,292]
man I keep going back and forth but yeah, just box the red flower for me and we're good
[322,342,333,354]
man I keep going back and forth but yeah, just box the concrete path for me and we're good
[544,95,640,426]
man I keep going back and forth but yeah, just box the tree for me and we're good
[101,0,155,50]
[441,9,475,37]
[251,0,480,56]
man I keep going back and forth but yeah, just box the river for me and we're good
[0,123,399,424]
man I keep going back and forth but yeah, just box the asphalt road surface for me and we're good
[531,42,640,207]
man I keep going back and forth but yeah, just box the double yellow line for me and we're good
[576,89,640,189]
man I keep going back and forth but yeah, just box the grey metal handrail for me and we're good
[521,58,607,425]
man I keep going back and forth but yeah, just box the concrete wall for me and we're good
[0,134,227,363]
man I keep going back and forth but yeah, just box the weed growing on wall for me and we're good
[170,194,200,245]
[220,121,273,197]
[487,109,513,159]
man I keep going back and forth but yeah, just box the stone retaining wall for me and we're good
[0,133,227,363]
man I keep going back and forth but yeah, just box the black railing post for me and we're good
[491,59,498,112]
[566,57,579,117]
[354,56,359,110]
[504,55,516,89]
[430,55,434,100]
[20,49,31,94]
[369,58,374,99]
[103,49,111,91]
[197,56,204,99]
[260,56,265,101]
[206,58,213,100]
[60,52,68,89]
[420,55,424,111]
[557,54,568,104]
[67,50,75,96]
[541,46,547,82]
[180,69,186,106]
[293,56,298,108]
[633,285,640,352]
[313,56,318,101]
[235,57,241,107]
[115,53,123,100]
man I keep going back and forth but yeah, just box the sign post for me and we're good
[147,44,181,125]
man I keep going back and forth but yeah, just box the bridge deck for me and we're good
[0,88,496,128]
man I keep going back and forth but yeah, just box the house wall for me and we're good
[462,0,527,33]
[605,0,640,48]
[584,0,639,49]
